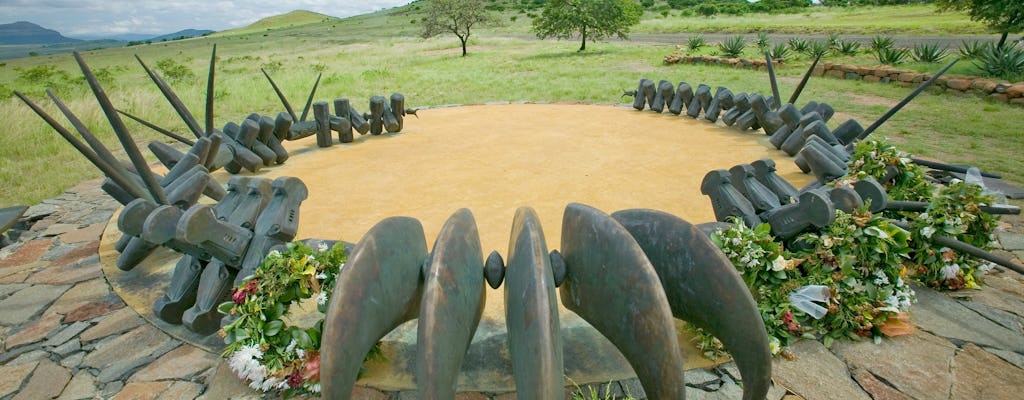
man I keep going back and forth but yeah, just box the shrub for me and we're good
[828,33,841,48]
[870,35,895,52]
[974,44,1024,79]
[876,47,910,65]
[958,40,991,60]
[756,32,770,51]
[696,3,718,17]
[155,58,196,83]
[770,42,791,60]
[687,34,706,52]
[806,40,830,58]
[719,35,746,58]
[834,40,861,56]
[788,37,809,54]
[912,43,949,63]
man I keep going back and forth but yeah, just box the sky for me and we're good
[0,0,412,39]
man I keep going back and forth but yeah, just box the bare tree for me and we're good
[421,0,496,56]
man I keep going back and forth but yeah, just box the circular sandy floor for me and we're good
[102,103,811,391]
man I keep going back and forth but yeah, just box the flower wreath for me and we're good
[219,241,347,396]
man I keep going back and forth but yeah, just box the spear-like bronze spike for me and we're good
[47,89,135,180]
[765,52,782,110]
[77,51,168,205]
[14,90,151,202]
[299,72,322,122]
[856,58,959,141]
[787,52,822,105]
[135,55,204,139]
[117,109,196,146]
[261,68,298,122]
[205,44,217,136]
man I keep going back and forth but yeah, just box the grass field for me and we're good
[0,3,1020,207]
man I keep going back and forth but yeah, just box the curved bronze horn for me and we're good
[321,217,427,399]
[560,203,686,399]
[505,207,564,398]
[612,208,772,400]
[416,209,486,398]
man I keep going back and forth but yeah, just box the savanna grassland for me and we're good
[0,3,1021,207]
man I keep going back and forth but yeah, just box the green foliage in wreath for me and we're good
[218,241,380,396]
[909,180,999,290]
[845,140,933,203]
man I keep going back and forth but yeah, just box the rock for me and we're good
[197,363,259,400]
[1010,97,1024,105]
[49,278,109,314]
[832,330,955,400]
[51,240,100,265]
[41,223,77,237]
[4,311,61,350]
[982,346,1024,368]
[0,284,71,326]
[59,224,105,244]
[8,349,48,365]
[44,321,91,347]
[946,79,972,91]
[771,340,870,400]
[0,239,51,268]
[110,381,174,400]
[79,307,144,342]
[865,75,881,83]
[161,381,204,400]
[56,370,99,400]
[83,324,175,370]
[952,344,1024,399]
[0,283,30,297]
[25,257,100,285]
[999,232,1024,251]
[957,299,1024,333]
[685,367,723,389]
[686,374,743,400]
[22,204,58,220]
[52,337,81,357]
[12,359,71,400]
[64,298,123,323]
[971,79,998,92]
[129,344,218,382]
[990,93,1010,102]
[911,283,1024,352]
[60,351,85,369]
[845,72,863,80]
[101,381,125,398]
[852,369,911,400]
[0,261,46,284]
[95,338,179,384]
[1007,83,1024,98]
[0,362,38,398]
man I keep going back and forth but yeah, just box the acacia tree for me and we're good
[936,0,1023,48]
[421,0,496,57]
[533,0,644,52]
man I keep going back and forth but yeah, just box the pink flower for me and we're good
[231,289,246,304]
[287,371,303,388]
[303,352,321,382]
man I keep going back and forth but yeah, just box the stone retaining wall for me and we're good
[663,54,1024,106]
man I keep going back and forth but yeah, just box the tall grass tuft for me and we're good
[770,42,791,60]
[912,43,949,63]
[871,35,895,52]
[788,37,809,54]
[974,44,1024,80]
[835,40,861,56]
[876,47,910,65]
[756,32,770,51]
[719,35,746,58]
[958,40,990,60]
[687,34,706,53]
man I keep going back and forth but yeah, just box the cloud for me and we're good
[0,0,411,38]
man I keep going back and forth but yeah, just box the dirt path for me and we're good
[495,33,1012,47]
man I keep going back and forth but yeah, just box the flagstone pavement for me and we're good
[2,178,1024,400]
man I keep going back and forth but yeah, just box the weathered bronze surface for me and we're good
[701,170,760,228]
[560,203,686,399]
[321,217,427,399]
[612,208,771,400]
[504,207,564,398]
[416,209,485,398]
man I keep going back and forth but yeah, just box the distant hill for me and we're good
[212,10,337,36]
[148,29,215,42]
[0,21,81,45]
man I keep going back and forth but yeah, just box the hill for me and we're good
[211,10,336,37]
[0,21,81,45]
[148,29,215,42]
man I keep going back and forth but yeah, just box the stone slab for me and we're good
[110,381,174,400]
[82,324,175,370]
[911,283,1024,353]
[161,381,204,400]
[0,239,51,268]
[12,359,70,400]
[25,258,101,285]
[44,321,91,348]
[951,344,1024,400]
[41,223,78,238]
[64,297,123,323]
[0,261,46,284]
[51,240,101,265]
[998,232,1024,251]
[56,371,99,400]
[771,340,870,400]
[79,307,144,342]
[0,283,30,297]
[982,346,1024,369]
[852,369,911,400]
[60,224,105,244]
[0,362,37,398]
[832,330,955,400]
[4,310,61,350]
[49,278,110,314]
[0,284,70,326]
[129,344,218,382]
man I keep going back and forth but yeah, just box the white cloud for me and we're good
[0,0,411,38]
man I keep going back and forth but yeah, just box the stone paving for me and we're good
[1,178,1023,399]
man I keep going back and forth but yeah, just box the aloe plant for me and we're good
[756,32,770,51]
[835,40,861,56]
[788,37,809,54]
[770,42,791,60]
[806,41,830,58]
[876,47,910,65]
[975,44,1024,79]
[912,43,949,63]
[687,34,706,52]
[958,40,991,60]
[719,35,746,58]
[870,35,895,52]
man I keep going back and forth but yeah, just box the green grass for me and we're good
[0,4,1021,207]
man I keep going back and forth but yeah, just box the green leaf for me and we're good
[265,320,284,337]
[293,329,313,348]
[218,301,235,314]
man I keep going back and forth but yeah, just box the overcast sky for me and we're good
[0,0,412,38]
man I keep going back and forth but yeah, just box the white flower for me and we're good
[978,262,996,272]
[309,383,322,393]
[318,241,329,252]
[895,276,905,288]
[771,256,787,272]
[768,337,781,355]
[920,226,936,238]
[822,236,834,248]
[873,270,890,286]
[949,178,963,185]
[296,348,305,358]
[730,237,742,246]
[940,263,962,280]
[315,272,328,280]
[306,254,316,263]
[339,262,346,270]
[285,339,297,353]
[317,291,328,306]
[267,250,281,258]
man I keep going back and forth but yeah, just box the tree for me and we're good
[533,0,644,52]
[421,0,496,56]
[936,0,1023,48]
